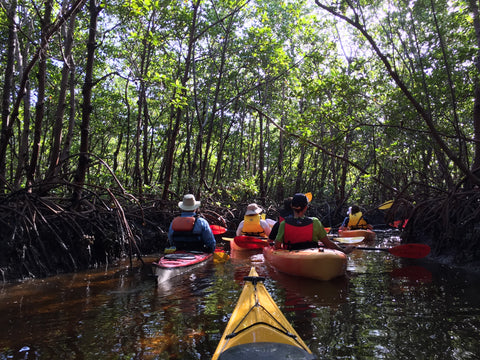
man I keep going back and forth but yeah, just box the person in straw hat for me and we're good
[236,203,271,237]
[274,193,354,254]
[168,194,216,253]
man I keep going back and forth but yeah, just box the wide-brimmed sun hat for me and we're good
[178,194,201,211]
[245,203,263,216]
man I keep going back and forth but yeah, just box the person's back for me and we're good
[342,205,370,230]
[275,194,326,250]
[236,203,271,237]
[168,194,216,253]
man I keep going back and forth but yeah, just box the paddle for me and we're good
[305,192,313,202]
[234,235,269,248]
[353,243,430,259]
[378,200,394,210]
[332,236,365,244]
[222,236,269,250]
[210,225,228,235]
[213,249,230,263]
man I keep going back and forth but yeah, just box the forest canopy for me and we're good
[1,0,479,206]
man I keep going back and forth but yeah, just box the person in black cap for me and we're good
[274,193,354,254]
[268,197,293,241]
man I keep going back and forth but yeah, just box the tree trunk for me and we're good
[45,10,77,184]
[259,112,265,202]
[60,59,77,172]
[26,0,53,189]
[0,0,88,191]
[72,0,102,204]
[470,0,480,174]
[13,13,31,190]
[162,0,201,200]
[0,0,18,190]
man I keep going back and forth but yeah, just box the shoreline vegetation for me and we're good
[1,186,479,283]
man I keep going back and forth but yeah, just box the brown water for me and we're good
[1,235,479,359]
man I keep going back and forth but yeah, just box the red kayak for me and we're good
[233,235,269,250]
[152,251,213,284]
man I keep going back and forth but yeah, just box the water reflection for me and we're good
[0,241,479,359]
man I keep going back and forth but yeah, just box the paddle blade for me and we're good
[388,244,431,259]
[378,200,394,210]
[234,236,268,249]
[335,236,364,244]
[210,225,227,235]
[305,192,313,202]
[213,249,230,263]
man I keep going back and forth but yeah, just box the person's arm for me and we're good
[274,221,285,249]
[236,221,244,236]
[320,235,354,254]
[260,220,271,236]
[167,223,174,245]
[269,222,280,241]
[193,218,217,253]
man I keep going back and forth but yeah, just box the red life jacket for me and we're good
[283,217,317,250]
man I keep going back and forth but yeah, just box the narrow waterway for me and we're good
[1,234,479,359]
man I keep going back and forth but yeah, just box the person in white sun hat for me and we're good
[168,194,216,253]
[236,203,271,237]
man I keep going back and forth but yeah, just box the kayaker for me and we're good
[340,205,373,230]
[275,193,354,254]
[168,194,216,253]
[268,197,293,241]
[236,203,271,237]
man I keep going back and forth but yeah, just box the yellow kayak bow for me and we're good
[212,267,316,359]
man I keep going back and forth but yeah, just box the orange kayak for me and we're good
[338,228,376,242]
[263,246,347,281]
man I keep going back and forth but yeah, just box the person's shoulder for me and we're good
[196,217,209,225]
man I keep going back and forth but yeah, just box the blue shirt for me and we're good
[168,212,216,252]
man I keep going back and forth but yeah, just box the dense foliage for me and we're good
[1,0,480,279]
[1,0,478,205]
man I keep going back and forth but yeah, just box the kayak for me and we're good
[233,235,269,250]
[222,236,269,251]
[212,267,316,360]
[329,236,365,244]
[152,251,213,284]
[338,228,376,242]
[263,246,347,281]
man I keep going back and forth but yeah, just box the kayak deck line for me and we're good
[224,275,298,342]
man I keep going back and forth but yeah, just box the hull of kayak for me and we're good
[152,251,213,284]
[232,235,269,250]
[263,246,347,281]
[212,267,316,360]
[339,228,376,242]
[330,236,365,245]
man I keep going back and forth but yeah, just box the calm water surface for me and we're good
[1,234,479,359]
